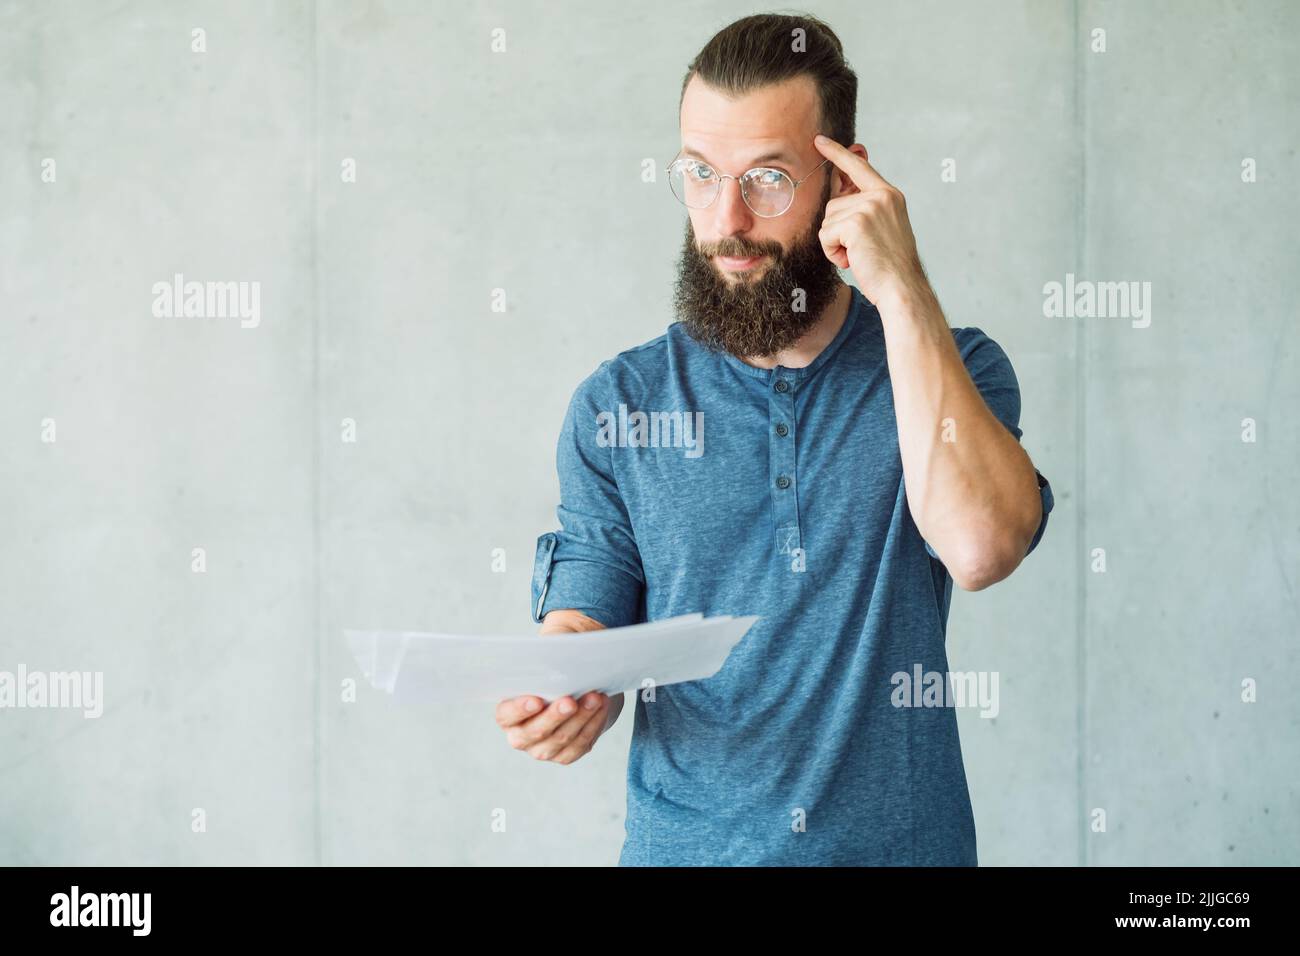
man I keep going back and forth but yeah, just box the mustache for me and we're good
[695,236,786,259]
[673,209,844,359]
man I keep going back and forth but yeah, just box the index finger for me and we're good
[496,694,546,727]
[813,134,892,192]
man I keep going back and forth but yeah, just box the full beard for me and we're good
[672,207,844,360]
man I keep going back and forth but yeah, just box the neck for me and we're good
[738,281,853,370]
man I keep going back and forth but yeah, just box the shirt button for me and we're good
[774,379,789,393]
[776,475,791,489]
[775,423,789,437]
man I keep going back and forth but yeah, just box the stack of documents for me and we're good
[344,613,759,704]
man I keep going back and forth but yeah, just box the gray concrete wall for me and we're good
[1,0,1295,865]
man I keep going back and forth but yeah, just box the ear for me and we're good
[833,145,869,196]
[831,168,858,198]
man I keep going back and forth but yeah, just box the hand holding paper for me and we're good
[344,613,758,704]
[497,686,614,765]
[497,609,616,765]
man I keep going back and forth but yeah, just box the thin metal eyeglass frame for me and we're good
[666,154,832,218]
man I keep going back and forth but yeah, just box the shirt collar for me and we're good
[717,284,866,389]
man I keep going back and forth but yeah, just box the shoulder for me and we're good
[947,325,1020,384]
[946,325,1026,435]
[569,325,690,406]
[949,324,1005,355]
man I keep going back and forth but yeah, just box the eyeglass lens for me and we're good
[669,160,795,217]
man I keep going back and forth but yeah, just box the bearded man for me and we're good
[496,12,1055,867]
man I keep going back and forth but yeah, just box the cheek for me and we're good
[686,210,728,244]
[792,191,826,226]
[764,222,807,252]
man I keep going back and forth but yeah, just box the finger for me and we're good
[820,206,865,231]
[813,134,892,193]
[527,708,601,761]
[496,695,545,728]
[823,192,885,220]
[818,218,853,270]
[508,692,597,749]
[525,693,606,759]
[503,696,573,747]
[822,193,861,219]
[532,692,606,754]
[517,695,582,739]
[549,700,612,764]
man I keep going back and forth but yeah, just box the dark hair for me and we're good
[679,13,857,147]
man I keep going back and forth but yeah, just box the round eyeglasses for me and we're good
[667,154,831,218]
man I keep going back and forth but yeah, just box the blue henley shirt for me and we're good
[531,284,1053,865]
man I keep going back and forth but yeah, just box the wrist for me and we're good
[875,273,946,335]
[539,609,606,634]
[875,270,932,315]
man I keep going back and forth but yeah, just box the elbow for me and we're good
[952,508,1041,591]
[951,554,1008,590]
[950,533,1027,592]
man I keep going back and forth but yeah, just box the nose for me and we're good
[712,174,754,239]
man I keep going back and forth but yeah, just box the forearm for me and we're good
[876,280,1042,588]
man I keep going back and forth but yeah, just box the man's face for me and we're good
[672,73,845,358]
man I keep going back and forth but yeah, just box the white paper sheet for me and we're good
[343,613,759,703]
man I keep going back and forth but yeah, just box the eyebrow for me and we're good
[680,146,797,169]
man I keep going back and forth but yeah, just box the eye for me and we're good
[748,168,787,187]
[685,161,716,182]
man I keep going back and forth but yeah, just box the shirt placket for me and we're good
[768,371,802,561]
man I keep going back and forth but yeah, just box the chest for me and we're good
[611,375,905,576]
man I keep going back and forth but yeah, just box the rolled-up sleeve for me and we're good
[922,327,1054,561]
[531,363,646,627]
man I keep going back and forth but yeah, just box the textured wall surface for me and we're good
[1,0,1295,865]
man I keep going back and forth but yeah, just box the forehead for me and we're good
[679,73,820,165]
